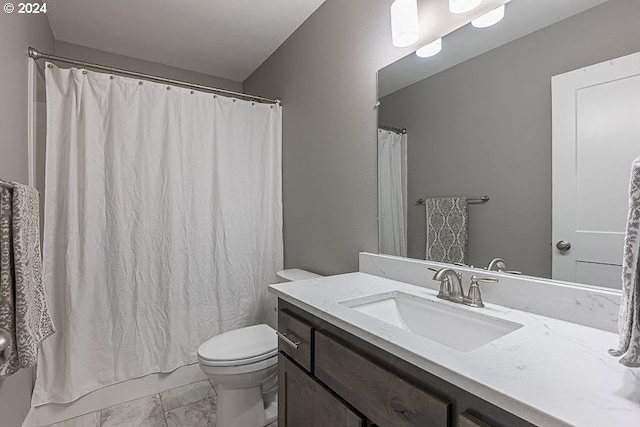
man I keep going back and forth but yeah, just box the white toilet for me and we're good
[197,269,321,427]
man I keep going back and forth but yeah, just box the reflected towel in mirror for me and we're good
[425,197,468,265]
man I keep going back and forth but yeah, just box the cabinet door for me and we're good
[279,353,364,427]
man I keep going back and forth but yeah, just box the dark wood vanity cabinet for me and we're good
[279,353,365,427]
[314,331,450,427]
[459,412,495,427]
[277,300,535,427]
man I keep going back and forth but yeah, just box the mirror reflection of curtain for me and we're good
[378,129,407,257]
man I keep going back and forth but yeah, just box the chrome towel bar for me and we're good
[415,195,490,205]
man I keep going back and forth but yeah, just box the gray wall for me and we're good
[0,10,54,427]
[380,0,640,278]
[55,41,242,92]
[244,0,417,274]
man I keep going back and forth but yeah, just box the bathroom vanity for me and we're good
[270,266,640,427]
[276,300,531,427]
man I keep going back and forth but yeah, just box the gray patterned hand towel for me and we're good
[0,188,18,378]
[0,184,55,379]
[425,197,468,264]
[609,156,640,367]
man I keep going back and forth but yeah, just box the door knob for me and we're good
[556,240,571,251]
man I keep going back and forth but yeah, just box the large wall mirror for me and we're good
[377,0,640,290]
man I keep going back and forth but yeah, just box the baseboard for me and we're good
[29,363,207,426]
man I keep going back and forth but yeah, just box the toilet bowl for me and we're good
[198,324,278,427]
[197,269,321,427]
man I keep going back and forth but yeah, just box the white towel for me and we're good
[609,156,640,367]
[0,183,55,379]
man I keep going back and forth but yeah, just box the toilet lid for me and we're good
[197,324,277,366]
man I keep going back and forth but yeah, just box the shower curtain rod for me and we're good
[28,47,281,105]
[379,125,406,134]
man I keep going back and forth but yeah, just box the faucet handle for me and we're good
[472,276,499,284]
[464,275,498,308]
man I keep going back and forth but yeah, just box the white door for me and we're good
[552,51,640,289]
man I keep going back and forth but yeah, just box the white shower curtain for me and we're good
[378,130,407,257]
[33,64,283,405]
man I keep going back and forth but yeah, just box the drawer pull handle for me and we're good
[277,331,302,349]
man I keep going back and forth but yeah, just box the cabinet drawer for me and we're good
[314,331,451,427]
[278,309,313,372]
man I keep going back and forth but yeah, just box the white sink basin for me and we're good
[340,291,523,352]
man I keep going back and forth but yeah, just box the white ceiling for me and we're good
[46,0,327,82]
[379,0,612,97]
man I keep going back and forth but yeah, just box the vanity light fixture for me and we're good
[391,0,420,47]
[449,0,483,14]
[416,38,443,58]
[472,4,505,28]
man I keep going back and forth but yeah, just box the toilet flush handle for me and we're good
[276,331,302,350]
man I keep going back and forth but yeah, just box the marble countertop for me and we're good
[269,272,640,427]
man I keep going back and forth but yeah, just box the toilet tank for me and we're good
[276,269,321,283]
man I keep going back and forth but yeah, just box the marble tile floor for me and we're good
[44,380,278,427]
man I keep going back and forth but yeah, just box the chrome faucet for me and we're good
[430,268,499,308]
[486,258,522,275]
[487,258,507,271]
[430,267,464,303]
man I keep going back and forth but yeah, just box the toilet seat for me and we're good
[197,324,278,367]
